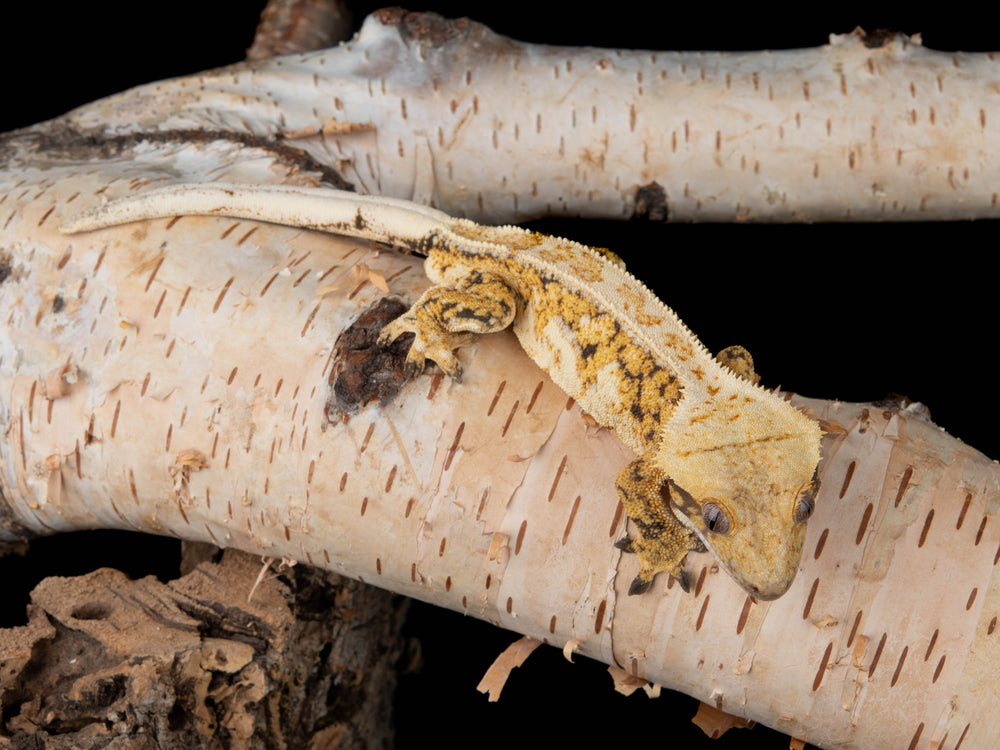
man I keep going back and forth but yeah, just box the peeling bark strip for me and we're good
[41,13,1000,224]
[2,168,1000,748]
[0,129,353,191]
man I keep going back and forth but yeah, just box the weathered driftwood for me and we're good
[0,545,404,749]
[28,9,1000,225]
[1,159,998,748]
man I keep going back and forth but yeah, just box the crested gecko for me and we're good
[61,183,822,599]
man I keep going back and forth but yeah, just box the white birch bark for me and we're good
[1,162,998,749]
[34,9,1000,224]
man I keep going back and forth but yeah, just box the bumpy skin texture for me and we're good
[62,183,822,599]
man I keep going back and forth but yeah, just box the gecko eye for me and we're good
[702,503,731,535]
[794,489,815,524]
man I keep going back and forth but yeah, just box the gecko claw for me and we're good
[674,568,692,593]
[614,535,636,553]
[627,575,653,596]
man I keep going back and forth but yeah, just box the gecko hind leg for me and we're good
[715,345,757,383]
[377,271,517,382]
[615,456,706,595]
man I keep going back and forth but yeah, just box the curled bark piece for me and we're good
[43,363,77,400]
[476,636,543,701]
[691,701,755,738]
[608,665,659,697]
[562,639,580,662]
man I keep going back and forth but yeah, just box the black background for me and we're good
[2,3,995,748]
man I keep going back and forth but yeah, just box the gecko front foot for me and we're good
[378,306,471,381]
[377,272,518,382]
[615,457,706,595]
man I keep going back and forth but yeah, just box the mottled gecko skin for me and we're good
[61,183,822,599]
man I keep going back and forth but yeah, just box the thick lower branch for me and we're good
[2,168,999,749]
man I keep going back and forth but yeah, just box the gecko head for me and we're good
[660,406,822,600]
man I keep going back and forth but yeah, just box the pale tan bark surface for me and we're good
[1,162,998,748]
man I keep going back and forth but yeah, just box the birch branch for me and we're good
[17,9,1000,224]
[1,161,998,749]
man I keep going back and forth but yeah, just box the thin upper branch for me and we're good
[34,11,1000,224]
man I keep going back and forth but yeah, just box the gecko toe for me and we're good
[627,575,653,596]
[674,568,692,593]
[427,348,463,382]
[377,318,413,347]
[614,535,636,553]
[402,352,426,380]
